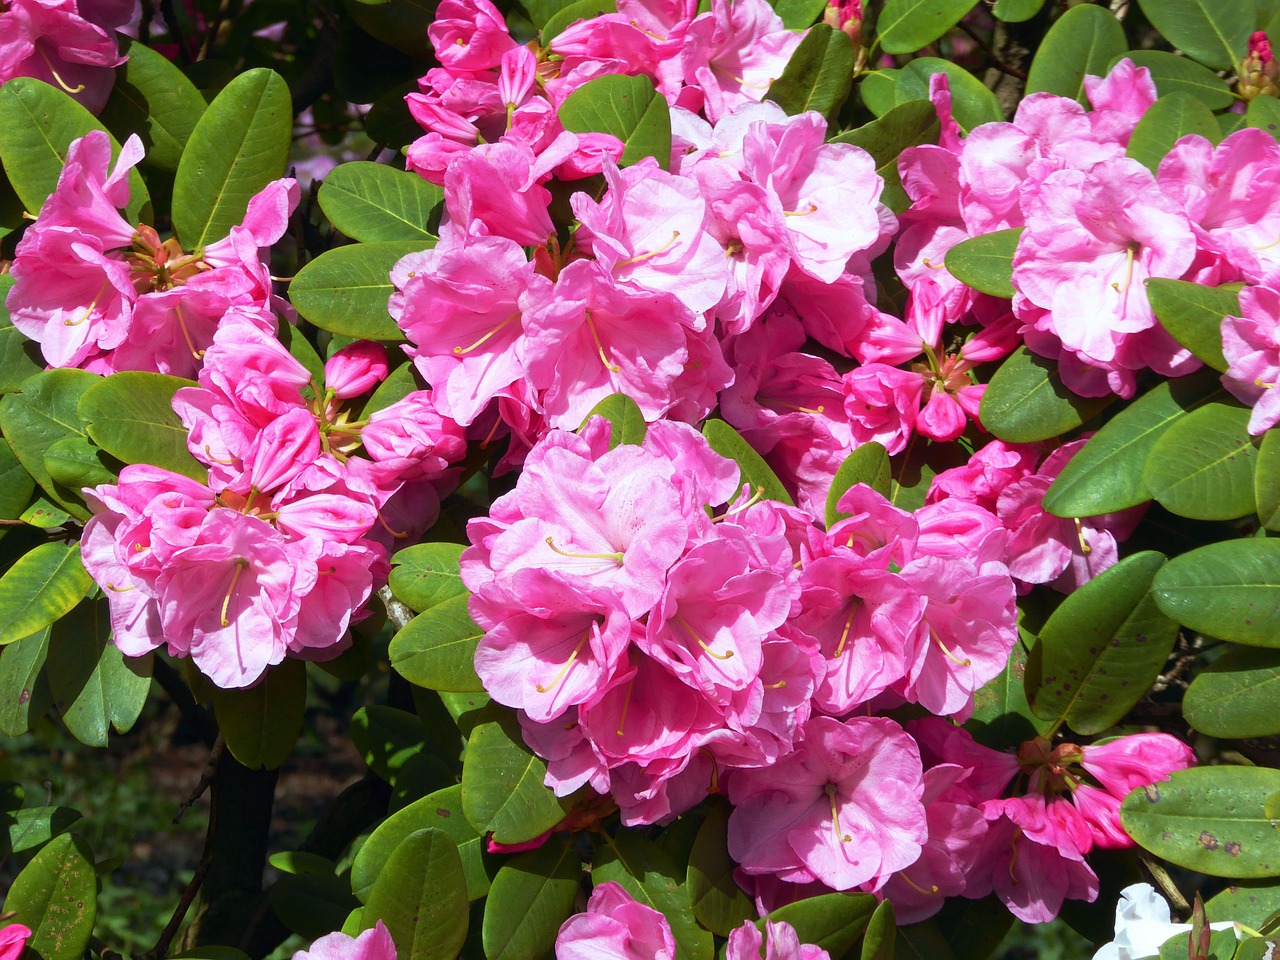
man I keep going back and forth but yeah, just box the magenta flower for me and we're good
[555,881,676,960]
[0,924,32,960]
[0,0,127,113]
[1221,283,1280,434]
[726,920,830,960]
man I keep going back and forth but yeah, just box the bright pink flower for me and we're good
[1221,283,1280,434]
[726,920,830,960]
[324,341,388,399]
[0,0,126,113]
[555,881,676,960]
[292,921,397,960]
[1080,733,1195,797]
[842,364,922,455]
[443,141,555,246]
[428,0,517,70]
[0,924,33,960]
[926,438,1039,513]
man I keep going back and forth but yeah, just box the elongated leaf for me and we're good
[2,805,82,856]
[349,705,430,785]
[171,68,292,249]
[388,542,468,614]
[831,100,939,214]
[0,626,51,736]
[702,419,793,505]
[389,593,485,691]
[272,873,359,940]
[4,833,97,960]
[1247,94,1280,141]
[1027,551,1178,734]
[318,161,442,243]
[364,828,470,960]
[773,0,829,29]
[895,58,1002,132]
[1025,4,1126,102]
[687,800,754,937]
[1206,881,1280,929]
[541,0,616,41]
[979,346,1116,444]
[1154,538,1280,648]
[876,0,977,54]
[992,0,1043,22]
[460,706,568,843]
[1121,766,1280,878]
[763,893,878,958]
[1043,369,1224,517]
[944,228,1022,299]
[0,437,35,523]
[1257,428,1280,531]
[481,839,580,960]
[290,240,426,339]
[0,543,93,647]
[582,392,647,447]
[826,442,891,528]
[0,327,43,396]
[1109,50,1235,110]
[1135,0,1252,71]
[1127,92,1221,173]
[209,658,306,769]
[1146,278,1237,372]
[78,371,206,481]
[765,24,854,122]
[1142,402,1258,520]
[858,70,900,117]
[1185,646,1280,738]
[558,74,672,169]
[861,900,896,960]
[99,37,207,173]
[43,435,116,494]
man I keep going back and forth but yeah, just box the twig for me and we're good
[143,802,218,960]
[1140,853,1190,914]
[957,20,1028,81]
[175,736,224,824]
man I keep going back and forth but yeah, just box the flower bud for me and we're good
[324,340,388,399]
[1240,31,1280,100]
[821,0,861,45]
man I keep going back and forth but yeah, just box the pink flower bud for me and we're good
[821,0,861,44]
[1240,31,1280,100]
[324,341,388,399]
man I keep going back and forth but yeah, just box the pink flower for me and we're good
[726,920,830,960]
[1080,734,1195,797]
[842,364,922,455]
[1221,283,1280,434]
[428,0,517,70]
[0,0,126,113]
[0,924,32,960]
[555,881,676,960]
[292,921,396,960]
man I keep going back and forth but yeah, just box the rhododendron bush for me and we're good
[5,0,1280,957]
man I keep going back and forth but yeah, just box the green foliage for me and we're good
[291,240,428,339]
[894,58,1002,132]
[1154,539,1280,647]
[1142,402,1258,521]
[3,833,98,960]
[944,228,1021,299]
[390,594,486,691]
[764,24,855,123]
[460,706,569,843]
[1127,93,1221,173]
[78,371,207,481]
[388,542,468,613]
[0,543,93,648]
[979,346,1116,444]
[363,828,471,959]
[209,658,307,769]
[831,101,939,214]
[826,441,891,527]
[558,74,673,169]
[876,0,979,54]
[702,419,793,505]
[100,37,208,173]
[319,161,443,242]
[1135,0,1253,70]
[1184,646,1280,738]
[1025,4,1126,102]
[581,392,648,446]
[481,838,580,960]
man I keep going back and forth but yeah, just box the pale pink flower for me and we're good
[726,920,830,960]
[555,881,676,960]
[292,921,396,960]
[1221,283,1280,434]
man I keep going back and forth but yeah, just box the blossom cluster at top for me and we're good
[0,0,133,112]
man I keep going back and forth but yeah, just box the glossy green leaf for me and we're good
[481,838,580,960]
[1135,0,1252,70]
[460,706,568,843]
[763,893,878,957]
[3,833,97,960]
[1127,92,1221,173]
[522,0,587,28]
[209,658,306,769]
[1043,369,1224,517]
[702,419,793,505]
[687,800,753,937]
[172,68,292,249]
[970,636,1051,749]
[1142,402,1258,520]
[541,0,617,41]
[0,626,51,736]
[1121,766,1280,878]
[930,895,1015,960]
[2,805,82,856]
[830,100,939,214]
[48,598,151,746]
[1257,428,1280,531]
[582,392,648,447]
[559,74,672,169]
[388,542,468,614]
[773,0,828,29]
[861,900,896,960]
[876,0,977,54]
[1220,111,1248,137]
[764,24,854,122]
[1146,278,1237,373]
[389,593,485,692]
[349,705,430,785]
[364,360,419,417]
[826,441,892,528]
[979,345,1116,444]
[1247,94,1280,141]
[78,371,206,481]
[895,58,1003,133]
[43,435,117,493]
[268,851,338,876]
[1206,880,1280,929]
[944,228,1022,299]
[363,828,470,960]
[0,77,149,221]
[19,498,70,529]
[352,784,489,903]
[318,161,442,243]
[0,313,43,395]
[992,0,1043,22]
[99,37,207,173]
[1025,4,1126,101]
[0,543,92,647]
[858,70,900,116]
[0,437,35,523]
[1027,551,1178,734]
[290,240,426,340]
[1108,50,1235,110]
[1184,646,1280,738]
[272,872,360,940]
[1154,538,1280,647]
[0,368,101,519]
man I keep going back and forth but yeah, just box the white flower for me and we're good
[1093,884,1240,960]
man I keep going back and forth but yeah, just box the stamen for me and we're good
[174,302,205,360]
[1110,243,1138,295]
[712,485,765,522]
[617,230,681,267]
[203,445,236,466]
[701,748,721,794]
[757,396,826,415]
[834,605,857,658]
[615,676,635,736]
[1257,377,1279,389]
[583,310,621,372]
[1007,828,1022,883]
[106,582,136,592]
[922,257,945,269]
[220,559,249,627]
[675,612,735,661]
[377,513,409,538]
[930,624,971,667]
[453,312,519,355]
[535,628,591,693]
[479,415,504,449]
[825,784,852,843]
[764,679,787,689]
[628,19,668,41]
[63,283,109,327]
[784,203,819,217]
[545,536,624,564]
[900,873,939,895]
[37,46,86,93]
[1073,517,1091,554]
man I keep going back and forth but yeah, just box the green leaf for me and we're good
[388,542,468,614]
[1246,94,1280,141]
[363,828,470,960]
[349,705,430,785]
[876,0,978,54]
[278,320,327,387]
[1109,50,1236,111]
[1206,880,1280,929]
[318,161,442,243]
[209,658,306,769]
[389,593,485,692]
[992,0,1044,22]
[1154,538,1280,648]
[1121,766,1280,878]
[171,68,292,250]
[0,276,44,392]
[1146,278,1237,373]
[99,37,208,173]
[272,873,360,940]
[702,419,793,506]
[1025,4,1127,102]
[460,705,568,843]
[764,24,855,122]
[1257,428,1280,531]
[830,100,939,215]
[594,830,713,960]
[0,77,149,221]
[861,900,896,960]
[268,851,338,876]
[969,635,1051,748]
[290,240,427,340]
[687,800,753,937]
[1027,551,1178,734]
[1142,401,1258,520]
[43,436,117,493]
[895,922,957,960]
[1042,369,1224,517]
[979,345,1116,444]
[0,543,93,647]
[20,498,71,529]
[0,367,101,518]
[773,0,829,29]
[541,0,617,41]
[78,371,206,481]
[826,442,891,527]
[1185,646,1280,738]
[48,598,151,746]
[558,74,672,169]
[524,0,591,28]
[0,437,36,523]
[944,228,1022,299]
[3,833,97,960]
[481,838,580,960]
[930,895,1015,960]
[1127,92,1221,173]
[0,626,51,736]
[2,805,82,856]
[858,70,900,117]
[763,893,878,957]
[1135,0,1252,71]
[582,392,648,447]
[1158,926,1240,960]
[895,58,1003,132]
[352,785,490,903]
